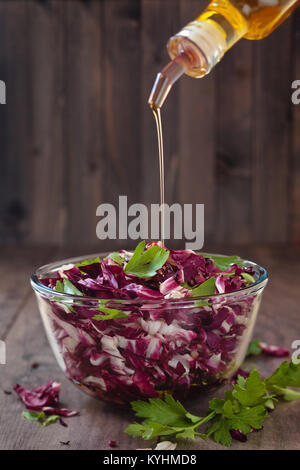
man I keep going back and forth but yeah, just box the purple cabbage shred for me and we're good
[38,247,260,403]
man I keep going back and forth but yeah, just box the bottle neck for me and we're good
[148,15,248,108]
[168,18,247,78]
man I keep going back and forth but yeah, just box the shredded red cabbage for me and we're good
[108,440,117,448]
[37,246,262,403]
[13,381,60,408]
[258,342,289,358]
[230,429,248,442]
[231,426,262,442]
[229,368,250,384]
[13,381,79,417]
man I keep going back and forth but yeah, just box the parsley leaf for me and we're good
[206,417,232,447]
[125,394,213,441]
[22,410,45,422]
[131,394,191,427]
[246,338,262,357]
[22,410,60,427]
[232,369,267,406]
[106,252,125,266]
[201,254,244,271]
[265,361,300,392]
[55,280,64,293]
[92,306,127,321]
[55,279,83,297]
[194,300,213,307]
[209,398,226,414]
[75,257,101,268]
[42,415,60,427]
[206,383,267,447]
[241,272,256,285]
[125,360,300,448]
[180,278,212,307]
[54,280,78,313]
[271,387,300,401]
[189,277,216,297]
[125,422,178,440]
[228,405,267,434]
[124,241,169,278]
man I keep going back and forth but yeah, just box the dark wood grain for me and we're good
[178,0,216,240]
[0,0,298,246]
[215,38,253,244]
[141,0,181,207]
[27,0,66,245]
[104,0,141,208]
[252,18,293,243]
[0,1,31,243]
[0,245,299,450]
[64,0,105,245]
[0,245,54,339]
[291,8,300,242]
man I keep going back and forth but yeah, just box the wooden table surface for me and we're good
[0,244,299,450]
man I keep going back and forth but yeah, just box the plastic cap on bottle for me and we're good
[169,20,227,77]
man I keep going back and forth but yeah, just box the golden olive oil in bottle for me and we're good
[149,0,300,107]
[148,0,299,246]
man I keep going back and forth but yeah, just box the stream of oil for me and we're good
[152,106,165,247]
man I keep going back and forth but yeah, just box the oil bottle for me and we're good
[149,0,300,108]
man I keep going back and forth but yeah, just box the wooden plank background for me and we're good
[0,0,299,249]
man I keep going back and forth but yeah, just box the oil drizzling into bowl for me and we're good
[150,106,165,246]
[148,54,189,247]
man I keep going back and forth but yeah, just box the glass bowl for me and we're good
[30,252,268,404]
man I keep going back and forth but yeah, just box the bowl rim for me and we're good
[30,251,268,306]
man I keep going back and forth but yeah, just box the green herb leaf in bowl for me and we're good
[106,252,125,266]
[189,277,216,297]
[75,257,101,268]
[55,279,83,297]
[93,307,128,321]
[201,254,244,271]
[124,241,169,278]
[241,272,256,285]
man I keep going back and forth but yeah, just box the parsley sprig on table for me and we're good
[22,410,60,427]
[246,338,263,357]
[125,360,300,447]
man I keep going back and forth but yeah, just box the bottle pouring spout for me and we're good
[148,54,188,109]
